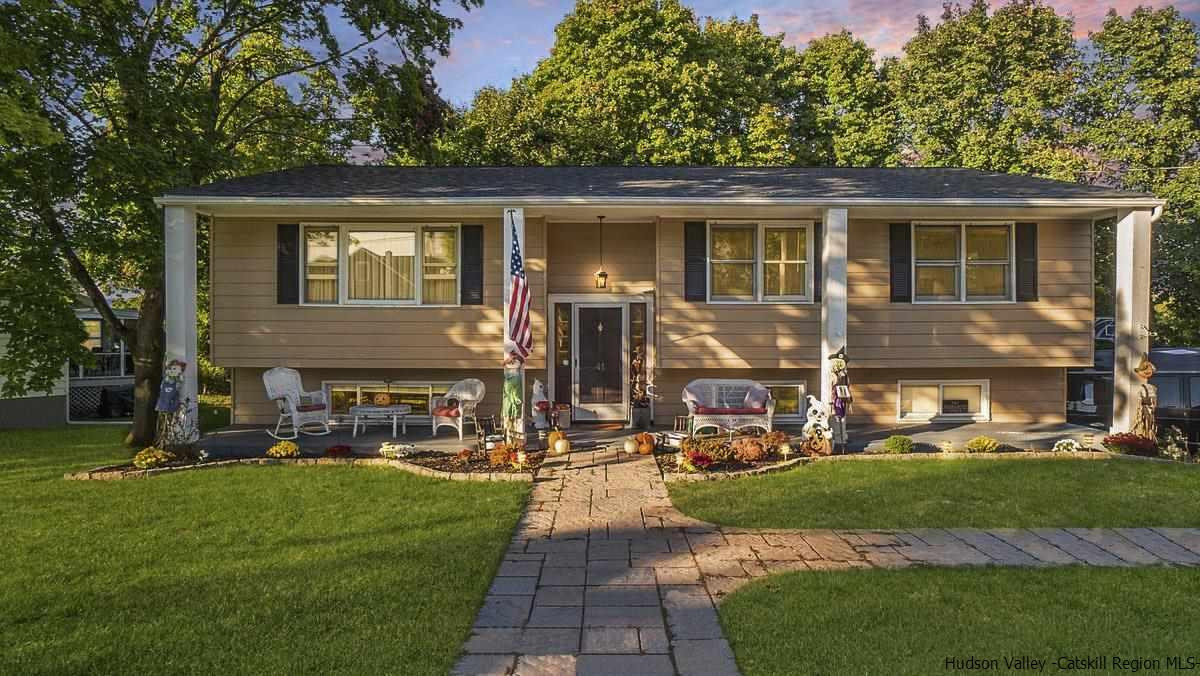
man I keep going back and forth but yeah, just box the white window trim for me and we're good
[762,381,808,422]
[911,221,1016,305]
[300,222,462,307]
[321,379,457,421]
[896,379,991,422]
[707,220,814,304]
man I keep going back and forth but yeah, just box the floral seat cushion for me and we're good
[296,403,327,412]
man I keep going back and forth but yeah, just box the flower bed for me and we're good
[402,448,545,475]
[654,431,800,477]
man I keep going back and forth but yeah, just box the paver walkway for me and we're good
[454,450,1200,676]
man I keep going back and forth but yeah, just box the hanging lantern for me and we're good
[594,215,608,289]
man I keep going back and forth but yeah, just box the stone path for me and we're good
[454,450,1200,676]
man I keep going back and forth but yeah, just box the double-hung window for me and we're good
[914,222,1014,303]
[709,222,811,302]
[301,224,460,306]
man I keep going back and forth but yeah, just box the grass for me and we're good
[669,457,1200,529]
[720,566,1200,675]
[0,426,529,675]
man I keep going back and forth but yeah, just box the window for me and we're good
[303,227,338,304]
[710,225,756,301]
[72,318,132,379]
[302,224,460,305]
[709,222,811,302]
[325,381,454,418]
[765,382,808,421]
[913,223,1014,302]
[898,380,990,421]
[349,229,416,302]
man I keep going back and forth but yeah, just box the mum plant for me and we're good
[882,435,914,454]
[731,437,767,462]
[964,436,1000,453]
[1052,438,1083,453]
[1102,433,1157,457]
[266,440,300,458]
[132,447,175,469]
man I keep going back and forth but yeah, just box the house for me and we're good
[0,308,138,427]
[154,166,1161,435]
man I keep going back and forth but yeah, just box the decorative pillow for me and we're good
[743,386,769,409]
[433,406,461,418]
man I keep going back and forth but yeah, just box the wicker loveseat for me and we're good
[682,379,774,436]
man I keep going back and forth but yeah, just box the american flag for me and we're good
[506,211,532,363]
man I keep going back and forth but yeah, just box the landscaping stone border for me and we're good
[659,449,1196,482]
[64,456,536,482]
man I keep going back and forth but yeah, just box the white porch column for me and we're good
[164,204,199,442]
[820,207,849,410]
[1111,208,1153,434]
[502,208,526,438]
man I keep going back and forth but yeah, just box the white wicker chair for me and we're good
[431,378,486,440]
[682,379,774,436]
[262,367,331,440]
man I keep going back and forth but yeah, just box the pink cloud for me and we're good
[749,0,1200,57]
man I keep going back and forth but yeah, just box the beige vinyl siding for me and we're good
[547,221,655,294]
[847,219,1093,368]
[656,219,821,370]
[210,216,547,370]
[848,367,1067,424]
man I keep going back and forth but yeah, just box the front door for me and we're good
[573,305,626,421]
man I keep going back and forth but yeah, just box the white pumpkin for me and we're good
[623,438,639,455]
[554,438,571,455]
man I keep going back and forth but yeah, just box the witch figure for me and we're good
[828,348,852,452]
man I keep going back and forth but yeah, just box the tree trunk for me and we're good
[126,282,165,447]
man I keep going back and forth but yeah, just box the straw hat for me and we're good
[1134,354,1157,380]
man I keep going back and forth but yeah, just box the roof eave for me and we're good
[153,195,1166,208]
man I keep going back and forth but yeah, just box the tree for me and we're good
[1080,6,1200,345]
[794,31,899,166]
[0,0,475,445]
[438,1,809,165]
[892,0,1086,179]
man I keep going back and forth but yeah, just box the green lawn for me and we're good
[670,457,1200,529]
[720,566,1200,675]
[0,426,529,675]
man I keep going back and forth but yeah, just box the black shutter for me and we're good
[276,224,300,305]
[460,224,484,305]
[889,223,912,303]
[1015,222,1038,302]
[813,221,823,302]
[684,221,707,302]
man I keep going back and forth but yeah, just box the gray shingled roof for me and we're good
[162,165,1155,201]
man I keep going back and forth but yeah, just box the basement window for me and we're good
[898,380,990,422]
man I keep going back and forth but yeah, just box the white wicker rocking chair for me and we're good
[262,367,332,440]
[431,378,485,440]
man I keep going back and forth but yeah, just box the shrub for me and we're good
[1053,438,1083,453]
[266,440,299,458]
[1102,433,1157,457]
[964,436,1000,454]
[882,435,914,454]
[488,445,511,467]
[325,444,352,458]
[731,437,768,463]
[760,430,789,450]
[681,437,733,462]
[133,447,175,469]
[455,448,473,463]
[1157,427,1190,462]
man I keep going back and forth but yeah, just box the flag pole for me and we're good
[502,208,527,447]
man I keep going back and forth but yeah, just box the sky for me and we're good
[430,0,1200,106]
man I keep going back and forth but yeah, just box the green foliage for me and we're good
[963,436,1000,454]
[882,435,915,454]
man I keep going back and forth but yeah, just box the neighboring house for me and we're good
[155,166,1162,434]
[0,308,138,428]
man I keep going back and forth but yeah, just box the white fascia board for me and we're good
[153,195,1166,209]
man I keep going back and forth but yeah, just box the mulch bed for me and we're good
[652,447,803,476]
[401,450,545,474]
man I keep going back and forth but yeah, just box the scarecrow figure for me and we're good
[828,348,852,451]
[1131,354,1158,440]
[155,358,198,452]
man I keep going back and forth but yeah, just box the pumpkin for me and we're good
[554,438,571,455]
[623,438,639,455]
[635,432,655,455]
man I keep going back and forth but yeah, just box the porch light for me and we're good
[594,215,608,289]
